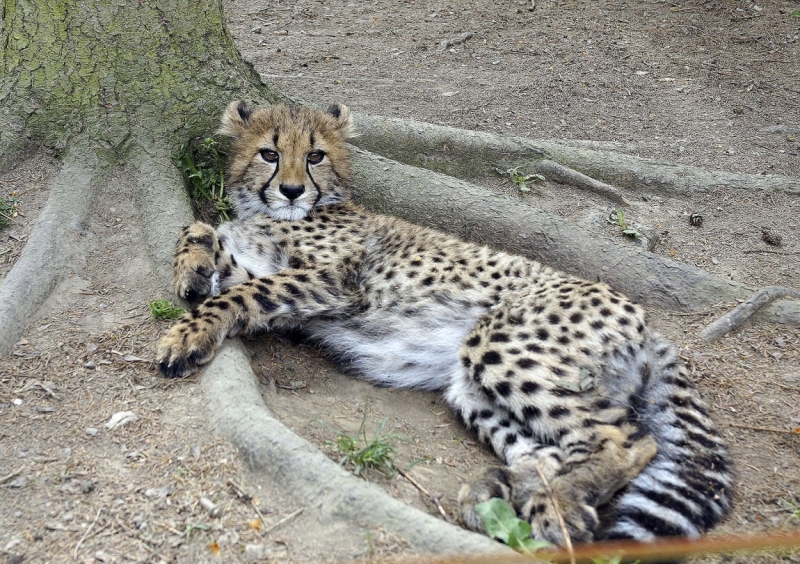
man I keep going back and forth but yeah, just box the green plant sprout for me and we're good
[610,208,642,240]
[497,166,546,192]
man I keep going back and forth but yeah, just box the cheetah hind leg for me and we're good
[171,222,220,303]
[459,428,657,546]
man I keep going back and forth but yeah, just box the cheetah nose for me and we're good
[279,184,305,201]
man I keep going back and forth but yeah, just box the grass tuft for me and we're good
[149,299,186,320]
[173,137,232,222]
[334,403,400,478]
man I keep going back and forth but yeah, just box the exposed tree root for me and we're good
[349,147,800,326]
[130,138,196,284]
[700,286,800,342]
[0,139,108,355]
[352,113,800,196]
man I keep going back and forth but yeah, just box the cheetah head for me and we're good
[218,101,354,221]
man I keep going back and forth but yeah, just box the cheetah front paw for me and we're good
[156,315,227,378]
[172,261,217,303]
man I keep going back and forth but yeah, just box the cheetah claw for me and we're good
[156,318,225,378]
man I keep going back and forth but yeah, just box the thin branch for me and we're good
[262,507,304,535]
[700,286,800,342]
[730,422,800,435]
[742,249,800,255]
[227,479,269,529]
[397,468,454,524]
[533,463,575,564]
[74,508,102,557]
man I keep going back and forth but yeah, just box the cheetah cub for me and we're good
[157,102,732,545]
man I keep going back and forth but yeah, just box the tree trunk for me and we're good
[0,0,289,353]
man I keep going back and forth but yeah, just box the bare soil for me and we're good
[1,1,799,563]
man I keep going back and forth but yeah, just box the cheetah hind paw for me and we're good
[458,467,514,533]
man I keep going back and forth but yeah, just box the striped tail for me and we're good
[601,332,733,541]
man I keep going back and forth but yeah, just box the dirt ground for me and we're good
[1,1,799,563]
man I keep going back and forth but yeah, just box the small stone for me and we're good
[190,445,201,459]
[63,511,74,522]
[8,554,24,564]
[104,411,137,430]
[12,398,23,406]
[776,337,786,348]
[244,544,272,561]
[144,484,172,499]
[200,497,221,518]
[94,551,112,563]
[83,361,95,369]
[8,476,28,489]
[14,511,22,518]
[761,227,783,246]
[86,427,98,436]
[80,480,96,494]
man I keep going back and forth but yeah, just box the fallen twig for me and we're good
[699,286,800,342]
[380,531,800,564]
[730,422,800,435]
[534,463,575,564]
[397,467,454,524]
[743,249,800,255]
[262,507,304,535]
[0,468,23,485]
[227,479,269,529]
[74,508,102,558]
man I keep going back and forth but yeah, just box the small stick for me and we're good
[534,463,575,564]
[74,508,102,557]
[730,422,799,435]
[699,286,800,342]
[0,468,23,484]
[227,479,269,529]
[397,468,454,524]
[262,507,304,535]
[743,249,800,255]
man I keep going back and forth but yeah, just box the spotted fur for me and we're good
[158,101,732,546]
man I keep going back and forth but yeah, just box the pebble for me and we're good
[200,497,221,518]
[244,544,272,561]
[86,427,98,436]
[105,411,138,430]
[12,398,22,406]
[190,445,201,459]
[84,361,95,369]
[63,511,74,522]
[8,476,28,489]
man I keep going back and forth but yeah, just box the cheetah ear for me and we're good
[218,100,252,137]
[327,104,355,138]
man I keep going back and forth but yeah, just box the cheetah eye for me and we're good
[259,149,279,163]
[307,150,325,165]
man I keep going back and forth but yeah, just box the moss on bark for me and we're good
[1,0,289,166]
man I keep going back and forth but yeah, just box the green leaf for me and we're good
[474,498,551,555]
[793,9,800,17]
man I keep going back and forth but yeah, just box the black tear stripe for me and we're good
[259,165,280,205]
[307,161,324,208]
